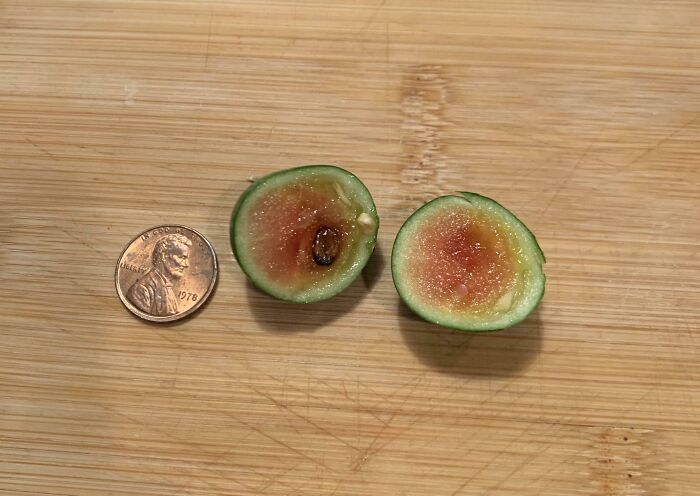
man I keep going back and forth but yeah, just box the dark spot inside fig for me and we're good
[312,227,340,266]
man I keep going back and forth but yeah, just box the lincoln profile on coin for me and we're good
[127,234,192,316]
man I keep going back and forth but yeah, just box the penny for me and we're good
[115,225,218,323]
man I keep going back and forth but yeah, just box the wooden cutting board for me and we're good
[2,1,699,494]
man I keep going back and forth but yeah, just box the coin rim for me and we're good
[115,225,218,323]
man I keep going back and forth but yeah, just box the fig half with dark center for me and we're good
[230,165,379,303]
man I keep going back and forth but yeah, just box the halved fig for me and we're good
[392,193,545,331]
[231,165,379,303]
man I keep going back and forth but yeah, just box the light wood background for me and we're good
[1,1,699,494]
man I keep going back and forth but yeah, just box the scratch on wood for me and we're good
[350,374,425,472]
[25,138,60,163]
[245,380,361,453]
[224,410,334,472]
[490,419,571,494]
[56,226,108,258]
[360,0,388,32]
[98,403,256,493]
[625,114,700,169]
[448,394,555,496]
[204,11,214,70]
[540,144,591,220]
[253,462,301,494]
[385,22,390,65]
[357,372,516,474]
[76,144,115,157]
[138,353,336,476]
[313,375,391,426]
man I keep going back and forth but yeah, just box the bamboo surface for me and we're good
[1,1,700,494]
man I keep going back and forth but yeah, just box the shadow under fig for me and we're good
[247,246,386,333]
[361,244,386,291]
[399,300,543,377]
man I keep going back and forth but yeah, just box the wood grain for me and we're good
[1,1,699,494]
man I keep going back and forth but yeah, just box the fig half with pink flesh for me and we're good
[392,193,545,331]
[231,165,379,303]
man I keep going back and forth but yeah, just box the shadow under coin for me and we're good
[399,300,543,377]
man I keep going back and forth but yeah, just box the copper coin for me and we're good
[115,225,218,323]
